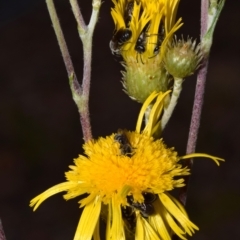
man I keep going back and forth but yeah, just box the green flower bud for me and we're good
[164,37,203,78]
[121,57,170,103]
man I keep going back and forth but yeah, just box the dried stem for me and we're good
[179,0,225,206]
[179,0,211,206]
[0,220,6,240]
[179,61,209,205]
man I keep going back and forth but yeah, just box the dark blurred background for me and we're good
[0,0,239,239]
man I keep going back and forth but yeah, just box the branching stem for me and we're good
[46,0,101,142]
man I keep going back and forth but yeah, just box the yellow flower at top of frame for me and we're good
[112,0,182,60]
[110,0,183,103]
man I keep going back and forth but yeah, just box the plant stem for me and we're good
[179,0,210,206]
[46,0,80,88]
[69,0,87,33]
[0,220,6,240]
[70,0,101,142]
[46,0,101,142]
[179,0,225,206]
[161,78,183,130]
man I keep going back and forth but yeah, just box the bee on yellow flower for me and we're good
[30,91,224,240]
[110,0,183,103]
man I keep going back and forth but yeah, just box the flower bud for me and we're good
[164,37,203,78]
[121,57,170,103]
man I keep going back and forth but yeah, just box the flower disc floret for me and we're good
[65,131,189,206]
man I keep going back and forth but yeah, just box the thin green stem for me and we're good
[161,78,183,130]
[69,0,87,33]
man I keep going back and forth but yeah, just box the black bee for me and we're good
[114,130,133,155]
[122,192,156,223]
[121,205,136,232]
[121,193,157,235]
[127,192,156,218]
[151,25,165,58]
[135,23,150,63]
[121,192,156,234]
[109,28,132,56]
[124,1,134,27]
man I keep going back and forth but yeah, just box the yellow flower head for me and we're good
[110,0,183,103]
[30,91,224,240]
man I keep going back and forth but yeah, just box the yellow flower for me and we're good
[110,0,183,103]
[30,91,224,240]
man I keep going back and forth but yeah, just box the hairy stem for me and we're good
[46,0,102,142]
[0,220,6,240]
[161,78,183,130]
[201,0,209,38]
[46,0,80,89]
[179,0,210,206]
[70,0,101,141]
[179,0,225,206]
[69,0,87,33]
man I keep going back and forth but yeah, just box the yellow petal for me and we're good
[110,194,125,240]
[163,210,187,240]
[135,212,160,240]
[161,18,183,60]
[136,91,158,133]
[74,197,101,240]
[78,193,97,208]
[63,185,89,200]
[136,91,171,136]
[149,199,172,240]
[157,198,187,239]
[148,214,171,240]
[165,192,188,216]
[144,91,171,136]
[93,218,100,240]
[30,182,77,211]
[165,0,181,33]
[159,193,198,235]
[180,153,225,166]
[106,202,112,240]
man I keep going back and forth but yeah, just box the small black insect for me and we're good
[114,130,133,155]
[150,25,165,58]
[121,192,157,234]
[121,205,136,231]
[127,192,156,218]
[124,1,134,27]
[135,23,150,63]
[110,28,132,56]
